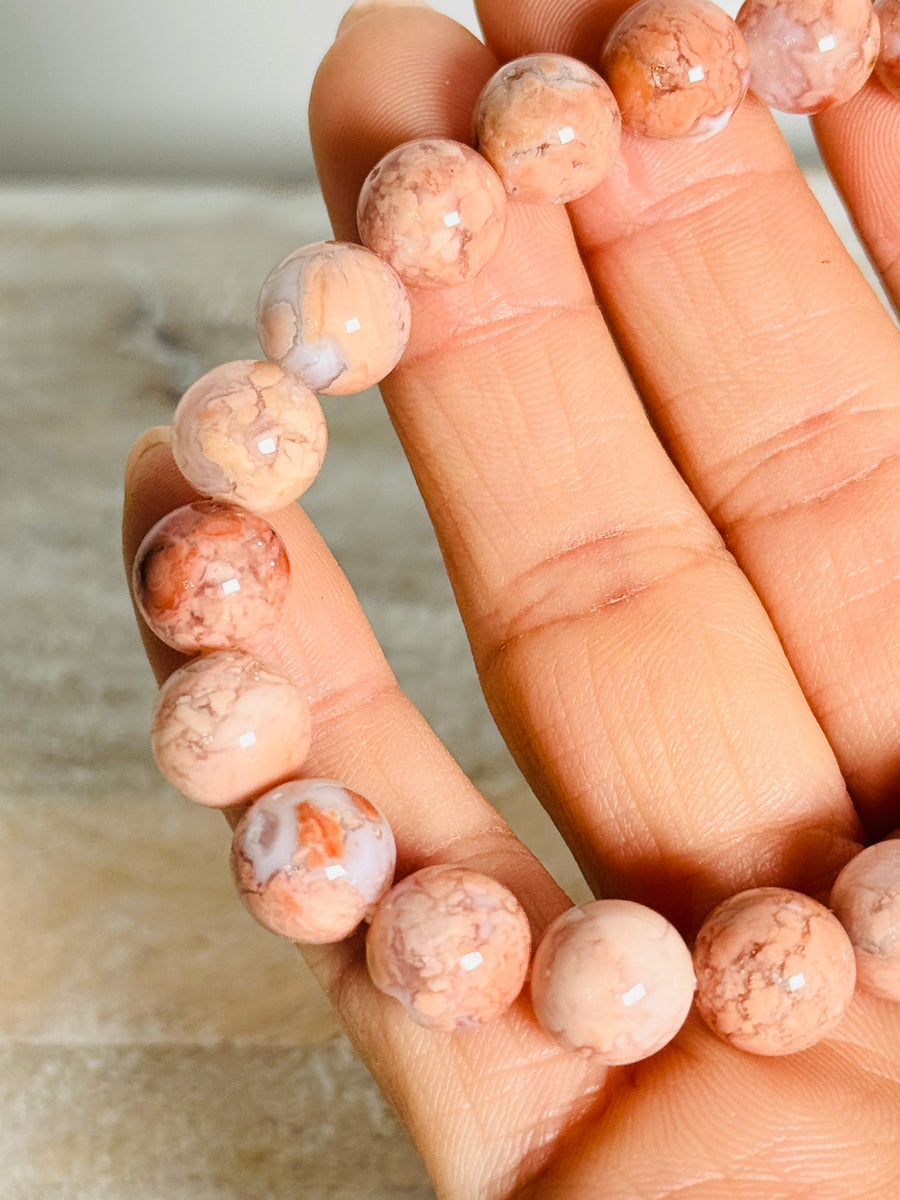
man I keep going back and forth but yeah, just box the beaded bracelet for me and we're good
[130,0,900,1064]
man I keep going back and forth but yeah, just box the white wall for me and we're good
[2,0,814,179]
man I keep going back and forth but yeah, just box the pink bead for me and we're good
[171,360,327,513]
[231,779,396,944]
[737,0,880,113]
[829,841,900,1001]
[530,900,695,1064]
[693,887,856,1055]
[256,241,411,394]
[357,139,508,288]
[474,54,621,204]
[366,865,531,1031]
[600,0,750,140]
[875,0,900,95]
[151,650,312,807]
[132,501,290,653]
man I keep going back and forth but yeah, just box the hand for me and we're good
[123,0,900,1195]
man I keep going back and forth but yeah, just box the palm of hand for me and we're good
[124,0,900,1195]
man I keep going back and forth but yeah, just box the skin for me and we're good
[122,1,900,1197]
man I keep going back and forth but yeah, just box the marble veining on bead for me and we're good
[737,0,880,112]
[365,864,532,1031]
[231,779,397,943]
[171,359,327,513]
[357,139,508,288]
[693,887,856,1055]
[132,501,290,653]
[151,650,312,807]
[601,0,750,140]
[475,54,621,204]
[530,899,695,1064]
[257,241,411,394]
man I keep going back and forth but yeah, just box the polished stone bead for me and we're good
[737,0,880,112]
[357,139,508,288]
[875,0,900,95]
[256,241,411,394]
[151,650,312,808]
[171,360,327,513]
[474,54,621,204]
[830,841,900,1001]
[132,501,290,653]
[231,779,396,943]
[601,0,750,139]
[693,887,856,1055]
[531,899,695,1063]
[366,864,531,1031]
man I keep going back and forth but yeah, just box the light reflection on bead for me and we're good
[474,54,621,203]
[530,900,695,1064]
[601,0,750,140]
[366,864,531,1031]
[231,779,397,943]
[737,0,880,112]
[257,241,411,395]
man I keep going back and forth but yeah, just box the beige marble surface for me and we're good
[0,176,888,1199]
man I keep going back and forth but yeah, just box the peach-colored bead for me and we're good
[232,779,396,944]
[171,360,327,513]
[151,651,312,807]
[693,887,856,1055]
[737,0,880,112]
[875,0,900,94]
[474,54,621,204]
[357,139,508,288]
[256,242,411,394]
[366,865,532,1031]
[132,501,290,653]
[601,0,750,140]
[830,841,900,1001]
[531,900,695,1064]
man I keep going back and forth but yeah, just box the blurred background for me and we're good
[0,2,884,1198]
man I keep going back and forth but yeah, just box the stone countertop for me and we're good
[0,177,887,1199]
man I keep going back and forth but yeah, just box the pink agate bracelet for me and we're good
[132,0,900,1058]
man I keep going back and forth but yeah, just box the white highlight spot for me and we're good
[687,64,705,83]
[257,436,277,455]
[237,731,257,750]
[817,33,837,52]
[443,210,461,228]
[787,972,806,991]
[460,951,484,972]
[557,125,576,144]
[621,981,647,1008]
[344,316,362,333]
[324,864,348,881]
[221,578,241,595]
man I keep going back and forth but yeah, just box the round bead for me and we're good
[171,360,327,513]
[151,650,312,807]
[256,242,411,394]
[875,0,900,95]
[231,779,396,944]
[530,900,695,1064]
[829,841,900,1001]
[366,864,532,1031]
[600,0,750,140]
[357,139,508,289]
[474,54,621,204]
[736,0,880,113]
[132,501,290,653]
[693,887,856,1055]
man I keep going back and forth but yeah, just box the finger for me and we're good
[814,82,900,309]
[122,431,609,1200]
[475,0,900,831]
[311,5,862,930]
